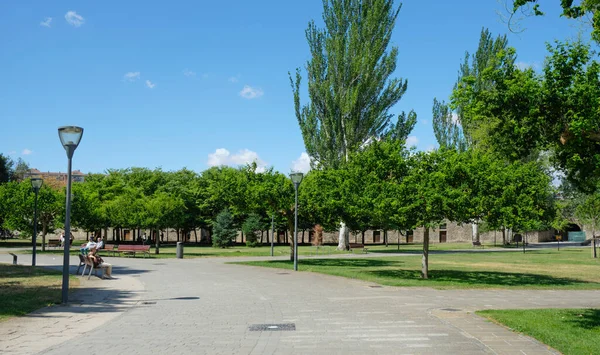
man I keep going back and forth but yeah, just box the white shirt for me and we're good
[85,241,97,249]
[96,240,104,249]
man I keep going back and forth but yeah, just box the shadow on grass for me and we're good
[368,269,592,287]
[368,249,546,255]
[265,258,402,268]
[568,309,600,329]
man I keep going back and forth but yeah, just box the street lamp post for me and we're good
[289,172,304,271]
[31,177,43,266]
[58,126,84,304]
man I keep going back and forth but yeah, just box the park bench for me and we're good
[48,239,61,249]
[77,254,105,279]
[99,244,116,257]
[117,245,151,258]
[349,243,368,254]
[472,241,484,249]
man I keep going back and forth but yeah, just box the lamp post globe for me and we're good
[289,172,304,271]
[31,177,43,266]
[58,126,83,304]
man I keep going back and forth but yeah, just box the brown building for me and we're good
[28,168,87,187]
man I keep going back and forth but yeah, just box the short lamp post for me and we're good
[290,172,304,271]
[58,126,84,304]
[31,177,43,266]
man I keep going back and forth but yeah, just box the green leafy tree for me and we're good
[212,208,237,248]
[508,0,600,42]
[576,191,600,257]
[0,154,14,183]
[242,213,262,248]
[290,0,416,250]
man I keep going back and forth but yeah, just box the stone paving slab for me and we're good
[1,253,599,354]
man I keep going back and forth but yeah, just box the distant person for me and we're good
[96,236,104,250]
[59,232,65,247]
[142,233,147,245]
[160,232,164,242]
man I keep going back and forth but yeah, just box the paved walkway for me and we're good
[1,252,599,354]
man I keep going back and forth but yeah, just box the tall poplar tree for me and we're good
[290,0,415,249]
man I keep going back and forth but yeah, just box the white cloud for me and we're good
[207,148,267,172]
[406,136,419,147]
[145,80,156,89]
[291,152,311,174]
[123,72,140,81]
[183,69,196,77]
[65,11,85,27]
[8,150,16,155]
[40,17,52,27]
[228,76,239,83]
[239,85,264,99]
[22,149,33,155]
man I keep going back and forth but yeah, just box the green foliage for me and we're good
[576,191,600,236]
[212,209,237,248]
[0,154,13,184]
[511,0,600,43]
[242,213,262,247]
[452,35,600,193]
[290,0,414,169]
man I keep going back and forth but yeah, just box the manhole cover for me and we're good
[249,323,296,331]
[153,263,166,266]
[369,285,383,288]
[276,272,290,275]
[172,296,199,300]
[441,308,461,312]
[141,301,156,305]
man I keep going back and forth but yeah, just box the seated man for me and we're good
[95,236,104,250]
[87,248,113,279]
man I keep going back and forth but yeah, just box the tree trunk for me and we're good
[155,227,160,254]
[41,224,47,252]
[384,230,388,247]
[502,227,506,245]
[472,222,480,244]
[337,222,350,250]
[194,229,198,243]
[260,230,264,244]
[421,227,430,279]
[302,230,305,244]
[593,226,597,258]
[361,231,365,244]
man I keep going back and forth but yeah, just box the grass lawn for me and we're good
[0,264,79,321]
[477,308,600,355]
[236,248,600,289]
[23,241,507,258]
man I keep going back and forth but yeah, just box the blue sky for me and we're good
[0,0,589,175]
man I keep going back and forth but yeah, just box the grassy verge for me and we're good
[235,248,600,289]
[24,242,511,258]
[477,309,600,355]
[0,264,79,321]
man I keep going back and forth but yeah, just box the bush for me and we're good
[242,213,262,248]
[312,224,323,246]
[212,208,237,248]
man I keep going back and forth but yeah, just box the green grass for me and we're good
[25,244,350,258]
[236,248,600,289]
[23,242,508,258]
[0,264,79,321]
[477,309,600,355]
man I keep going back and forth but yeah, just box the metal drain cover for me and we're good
[141,301,156,305]
[441,308,461,312]
[276,272,290,275]
[249,323,296,331]
[369,285,383,288]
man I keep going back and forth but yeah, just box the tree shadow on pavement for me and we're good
[368,269,595,288]
[268,258,403,268]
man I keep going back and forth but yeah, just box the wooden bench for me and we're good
[117,245,151,258]
[48,239,61,248]
[472,241,484,249]
[78,254,105,279]
[349,243,368,253]
[99,244,116,257]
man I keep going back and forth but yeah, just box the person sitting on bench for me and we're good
[88,245,113,279]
